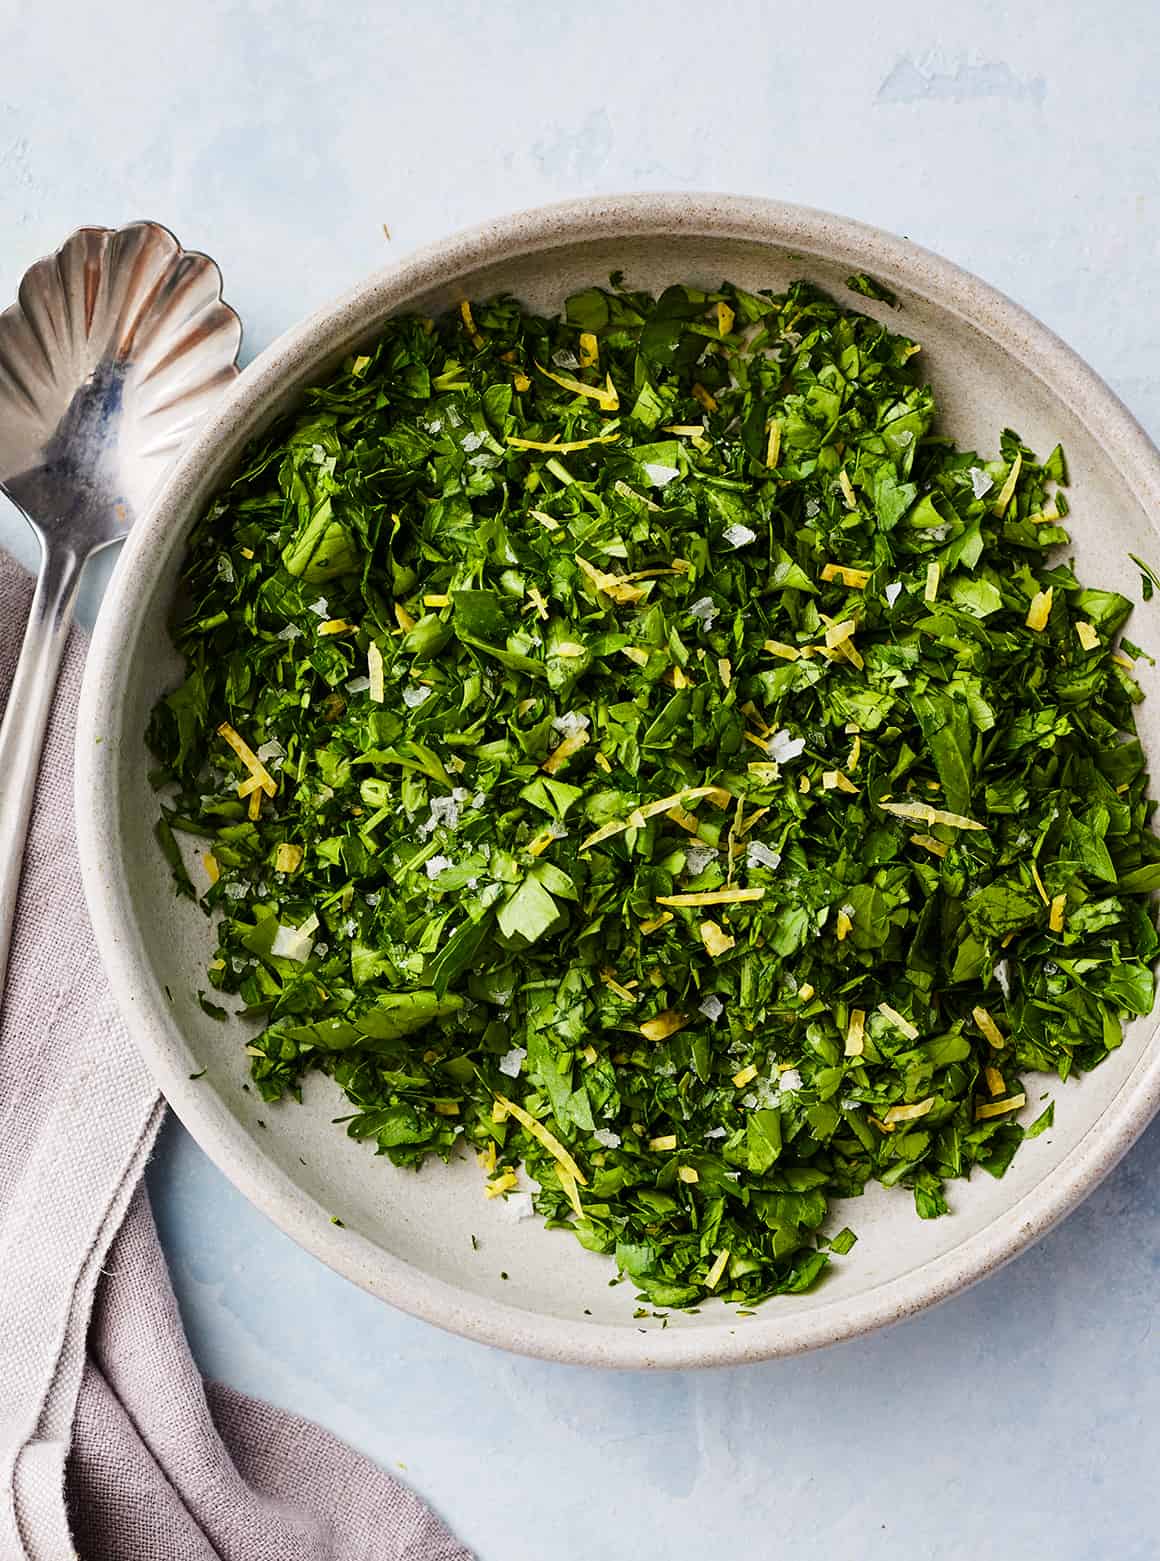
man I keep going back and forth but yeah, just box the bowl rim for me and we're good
[76,191,1160,1369]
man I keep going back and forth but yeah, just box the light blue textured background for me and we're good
[4,4,1160,1555]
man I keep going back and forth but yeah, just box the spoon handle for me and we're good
[0,540,85,1011]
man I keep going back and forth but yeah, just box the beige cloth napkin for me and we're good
[0,550,474,1561]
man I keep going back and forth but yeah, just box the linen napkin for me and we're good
[0,549,474,1561]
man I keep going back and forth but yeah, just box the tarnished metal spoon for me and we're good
[0,222,241,1007]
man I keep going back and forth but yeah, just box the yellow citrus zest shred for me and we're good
[716,300,735,336]
[732,1064,758,1088]
[507,432,619,454]
[835,908,853,941]
[705,1249,730,1290]
[821,562,870,589]
[822,769,859,794]
[578,331,599,368]
[274,843,303,874]
[984,1065,1006,1097]
[217,722,277,797]
[1026,587,1053,632]
[845,1009,866,1057]
[677,1166,699,1184]
[924,561,941,603]
[838,468,857,509]
[884,1097,935,1125]
[763,638,799,660]
[575,554,647,604]
[495,1094,588,1185]
[1049,892,1067,932]
[699,919,736,958]
[600,969,638,1003]
[991,451,1022,517]
[639,1010,688,1042]
[594,751,612,773]
[542,728,589,775]
[972,1006,1007,1049]
[639,911,673,935]
[1075,620,1100,651]
[367,641,385,703]
[975,1093,1026,1120]
[535,360,619,411]
[824,617,857,649]
[393,602,416,631]
[1031,862,1050,906]
[910,832,948,858]
[484,1169,518,1199]
[798,983,816,1003]
[878,1003,918,1040]
[202,852,220,885]
[655,887,765,908]
[648,1134,678,1152]
[878,799,984,831]
[765,419,781,469]
[691,382,718,413]
[459,299,484,348]
[580,787,730,850]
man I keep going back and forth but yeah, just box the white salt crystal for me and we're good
[683,844,718,876]
[643,462,680,488]
[723,523,757,549]
[747,841,781,871]
[885,581,903,607]
[698,994,724,1022]
[425,854,452,880]
[593,1128,622,1149]
[969,466,994,499]
[270,924,314,962]
[768,729,805,763]
[498,1046,526,1078]
[778,1067,803,1093]
[403,684,431,709]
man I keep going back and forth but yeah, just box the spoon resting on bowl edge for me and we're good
[0,221,240,1010]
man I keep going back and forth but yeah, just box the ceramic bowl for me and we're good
[75,194,1160,1367]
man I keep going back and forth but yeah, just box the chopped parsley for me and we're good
[148,278,1160,1309]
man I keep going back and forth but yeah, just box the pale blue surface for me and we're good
[5,3,1160,1554]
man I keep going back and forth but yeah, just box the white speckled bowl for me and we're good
[76,195,1160,1367]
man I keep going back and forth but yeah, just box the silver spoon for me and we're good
[0,222,241,1005]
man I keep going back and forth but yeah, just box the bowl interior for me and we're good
[80,203,1160,1365]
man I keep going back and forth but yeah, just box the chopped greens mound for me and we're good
[148,277,1160,1309]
